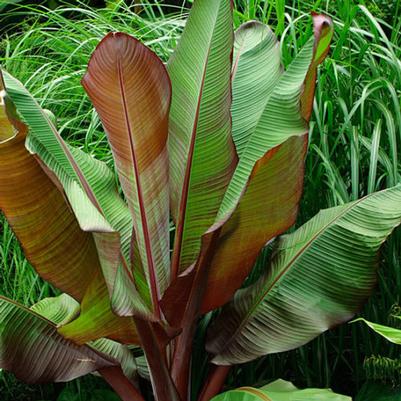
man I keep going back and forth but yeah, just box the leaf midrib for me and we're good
[216,197,364,356]
[117,58,160,317]
[171,5,221,279]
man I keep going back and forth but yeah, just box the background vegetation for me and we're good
[0,0,400,399]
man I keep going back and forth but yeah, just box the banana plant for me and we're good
[1,1,401,401]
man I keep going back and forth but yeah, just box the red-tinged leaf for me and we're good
[0,296,116,383]
[301,13,333,121]
[169,226,223,398]
[162,136,306,320]
[1,71,148,344]
[168,0,238,278]
[199,14,333,313]
[162,14,333,322]
[82,32,171,316]
[0,75,99,302]
[201,135,307,312]
[59,272,179,346]
[59,272,139,345]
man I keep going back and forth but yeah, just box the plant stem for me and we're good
[134,318,181,401]
[99,366,145,401]
[171,230,221,400]
[197,365,231,401]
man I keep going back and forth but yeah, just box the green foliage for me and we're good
[211,379,350,400]
[364,356,401,385]
[355,381,401,401]
[56,387,121,401]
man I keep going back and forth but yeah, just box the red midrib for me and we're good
[117,59,161,318]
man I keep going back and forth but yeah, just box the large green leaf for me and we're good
[82,32,171,318]
[207,185,401,364]
[168,0,237,278]
[201,15,333,312]
[0,296,116,383]
[211,379,350,400]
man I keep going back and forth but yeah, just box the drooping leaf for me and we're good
[31,293,80,326]
[58,271,140,345]
[211,379,351,400]
[0,296,116,383]
[2,69,149,343]
[32,294,138,382]
[0,72,99,302]
[167,0,237,278]
[207,185,401,364]
[352,318,401,345]
[82,32,171,316]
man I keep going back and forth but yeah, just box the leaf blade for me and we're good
[0,296,116,384]
[168,0,237,277]
[82,32,171,314]
[207,186,401,364]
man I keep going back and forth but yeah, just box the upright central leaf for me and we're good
[168,0,237,277]
[82,33,171,316]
